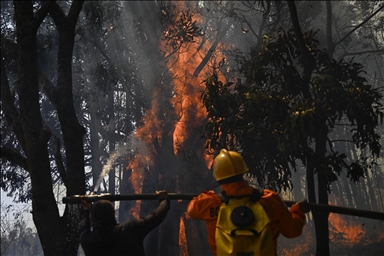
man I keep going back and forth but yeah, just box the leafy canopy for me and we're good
[202,29,383,191]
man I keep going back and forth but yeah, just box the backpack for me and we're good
[215,189,275,256]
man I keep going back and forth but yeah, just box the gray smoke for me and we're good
[93,133,149,193]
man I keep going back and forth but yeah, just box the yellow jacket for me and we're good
[187,181,306,256]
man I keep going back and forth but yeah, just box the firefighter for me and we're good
[187,149,310,256]
[78,190,170,256]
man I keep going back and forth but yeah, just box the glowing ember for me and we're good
[177,190,183,203]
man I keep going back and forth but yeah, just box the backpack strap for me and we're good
[218,191,229,204]
[250,188,264,203]
[218,188,264,204]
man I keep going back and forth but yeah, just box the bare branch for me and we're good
[337,49,384,61]
[334,4,384,48]
[193,22,231,77]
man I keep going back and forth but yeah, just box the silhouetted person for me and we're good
[79,190,170,256]
[187,149,310,255]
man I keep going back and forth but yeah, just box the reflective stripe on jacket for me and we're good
[187,181,306,256]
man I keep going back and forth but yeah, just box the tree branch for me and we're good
[47,2,66,31]
[33,1,56,32]
[49,0,84,32]
[0,147,29,172]
[325,1,334,57]
[193,22,231,77]
[38,66,57,101]
[337,49,384,61]
[1,58,27,150]
[1,34,18,71]
[255,1,271,50]
[51,133,67,187]
[286,1,314,99]
[68,0,85,25]
[334,4,384,48]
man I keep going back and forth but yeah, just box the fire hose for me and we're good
[62,193,384,221]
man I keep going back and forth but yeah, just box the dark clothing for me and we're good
[79,199,170,256]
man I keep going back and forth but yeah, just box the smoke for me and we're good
[93,133,149,193]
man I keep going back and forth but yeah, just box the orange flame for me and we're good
[128,202,141,219]
[203,152,214,169]
[128,2,228,251]
[128,101,161,215]
[329,213,366,246]
[136,108,165,147]
[328,195,370,247]
[277,225,314,256]
[179,215,188,256]
[162,2,225,157]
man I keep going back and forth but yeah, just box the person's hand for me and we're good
[156,190,169,202]
[80,198,92,211]
[296,199,310,213]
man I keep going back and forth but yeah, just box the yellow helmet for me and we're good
[213,149,249,181]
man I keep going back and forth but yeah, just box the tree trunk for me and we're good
[185,217,212,255]
[287,2,330,254]
[48,2,86,254]
[13,2,70,255]
[12,1,86,254]
[366,170,379,211]
[118,168,135,223]
[89,104,104,192]
[314,132,330,255]
[325,1,335,58]
[108,88,116,195]
[315,175,330,255]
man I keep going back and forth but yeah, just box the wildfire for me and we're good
[327,195,371,248]
[179,215,188,256]
[128,202,141,219]
[203,152,214,169]
[122,2,384,255]
[164,2,225,157]
[329,213,366,246]
[277,224,314,256]
[169,40,208,155]
[127,153,144,194]
[127,104,162,215]
[127,152,143,218]
[128,1,227,254]
[135,108,165,149]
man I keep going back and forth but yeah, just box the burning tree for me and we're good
[110,1,221,255]
[2,1,382,255]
